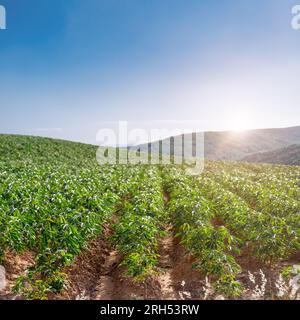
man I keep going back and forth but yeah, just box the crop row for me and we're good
[162,167,242,297]
[111,166,166,278]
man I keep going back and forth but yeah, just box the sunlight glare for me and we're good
[225,111,254,132]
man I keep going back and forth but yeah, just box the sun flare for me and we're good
[225,111,254,132]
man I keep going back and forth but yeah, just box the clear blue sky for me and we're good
[0,0,299,143]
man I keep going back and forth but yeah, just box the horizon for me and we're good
[1,1,300,145]
[1,123,300,146]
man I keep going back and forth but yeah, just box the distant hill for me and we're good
[242,144,300,166]
[204,126,300,160]
[137,126,300,161]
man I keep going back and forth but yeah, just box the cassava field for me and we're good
[0,135,299,300]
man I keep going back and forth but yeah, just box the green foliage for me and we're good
[0,135,299,299]
[163,163,300,297]
[111,167,165,278]
[280,266,293,279]
[0,135,119,297]
[214,274,242,298]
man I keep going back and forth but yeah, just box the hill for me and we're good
[137,126,300,161]
[242,144,300,166]
[0,134,97,165]
[204,126,300,160]
[0,134,122,168]
[3,127,300,166]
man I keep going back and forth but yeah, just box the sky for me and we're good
[0,0,300,144]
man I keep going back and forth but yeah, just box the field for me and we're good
[0,135,299,300]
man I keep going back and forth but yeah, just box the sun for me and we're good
[225,112,254,132]
[230,122,250,132]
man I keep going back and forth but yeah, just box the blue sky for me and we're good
[0,0,300,144]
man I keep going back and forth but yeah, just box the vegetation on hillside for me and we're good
[243,144,300,166]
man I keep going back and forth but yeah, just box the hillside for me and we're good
[0,134,97,165]
[137,126,300,161]
[242,144,300,166]
[3,127,300,167]
[0,134,123,169]
[204,126,300,160]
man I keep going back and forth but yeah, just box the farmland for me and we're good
[0,135,299,300]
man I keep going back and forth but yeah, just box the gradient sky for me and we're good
[0,0,300,144]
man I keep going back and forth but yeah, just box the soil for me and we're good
[0,234,299,300]
[52,224,206,300]
[0,251,35,300]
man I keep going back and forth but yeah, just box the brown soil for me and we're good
[0,251,35,300]
[156,229,205,300]
[1,235,299,300]
[51,224,206,300]
[163,191,170,203]
[235,247,300,300]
